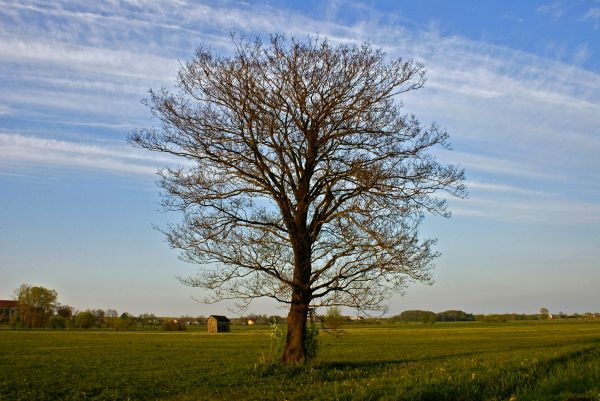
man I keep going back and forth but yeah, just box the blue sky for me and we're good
[1,0,599,317]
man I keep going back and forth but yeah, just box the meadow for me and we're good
[1,320,599,401]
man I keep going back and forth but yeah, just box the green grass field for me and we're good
[1,320,599,401]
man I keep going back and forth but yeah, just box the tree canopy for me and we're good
[15,284,57,328]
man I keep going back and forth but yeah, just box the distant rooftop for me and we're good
[208,315,230,322]
[0,300,18,308]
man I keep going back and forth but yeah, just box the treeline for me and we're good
[388,309,600,324]
[0,284,208,331]
[233,314,286,325]
[4,284,599,330]
[49,308,165,330]
[474,312,598,323]
[1,284,290,331]
[389,310,476,324]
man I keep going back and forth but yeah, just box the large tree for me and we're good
[131,35,465,363]
[15,284,57,328]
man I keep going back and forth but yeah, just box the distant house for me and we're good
[247,319,255,326]
[0,300,18,322]
[207,315,230,333]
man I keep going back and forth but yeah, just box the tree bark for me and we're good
[282,290,309,364]
[282,236,312,364]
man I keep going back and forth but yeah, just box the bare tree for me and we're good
[130,35,465,363]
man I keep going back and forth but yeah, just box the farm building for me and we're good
[0,300,18,322]
[207,315,230,333]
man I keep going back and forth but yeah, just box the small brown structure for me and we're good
[207,315,230,333]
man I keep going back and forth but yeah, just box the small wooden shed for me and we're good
[207,315,230,333]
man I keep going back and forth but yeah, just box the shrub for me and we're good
[304,320,319,361]
[49,316,67,329]
[74,311,97,329]
[161,319,187,331]
[324,306,345,331]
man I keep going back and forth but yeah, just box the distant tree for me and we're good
[436,310,475,322]
[395,310,437,322]
[117,312,134,329]
[421,313,437,325]
[268,315,285,325]
[49,316,67,329]
[131,35,465,363]
[15,284,57,328]
[56,305,74,319]
[540,307,550,320]
[138,313,157,328]
[74,311,97,329]
[475,314,508,323]
[105,309,119,318]
[324,306,344,331]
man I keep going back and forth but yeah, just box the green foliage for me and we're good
[436,309,476,321]
[421,313,437,325]
[258,319,286,365]
[15,284,58,328]
[74,311,97,329]
[1,321,599,400]
[393,310,437,322]
[540,307,550,320]
[394,309,476,323]
[304,320,319,361]
[475,313,541,323]
[324,306,344,331]
[49,316,67,329]
[138,313,158,328]
[56,305,73,319]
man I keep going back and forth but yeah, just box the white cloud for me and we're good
[0,0,599,227]
[451,152,566,181]
[0,39,177,82]
[454,195,600,225]
[0,133,180,176]
[536,3,564,20]
[465,181,550,196]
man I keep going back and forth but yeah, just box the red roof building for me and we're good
[0,300,18,309]
[0,300,18,321]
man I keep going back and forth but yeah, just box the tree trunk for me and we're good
[282,212,313,364]
[282,289,310,364]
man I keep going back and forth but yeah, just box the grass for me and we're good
[1,320,599,400]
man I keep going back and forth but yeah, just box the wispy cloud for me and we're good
[453,195,600,225]
[465,181,550,196]
[0,133,180,176]
[452,152,566,181]
[0,0,599,227]
[536,3,565,20]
